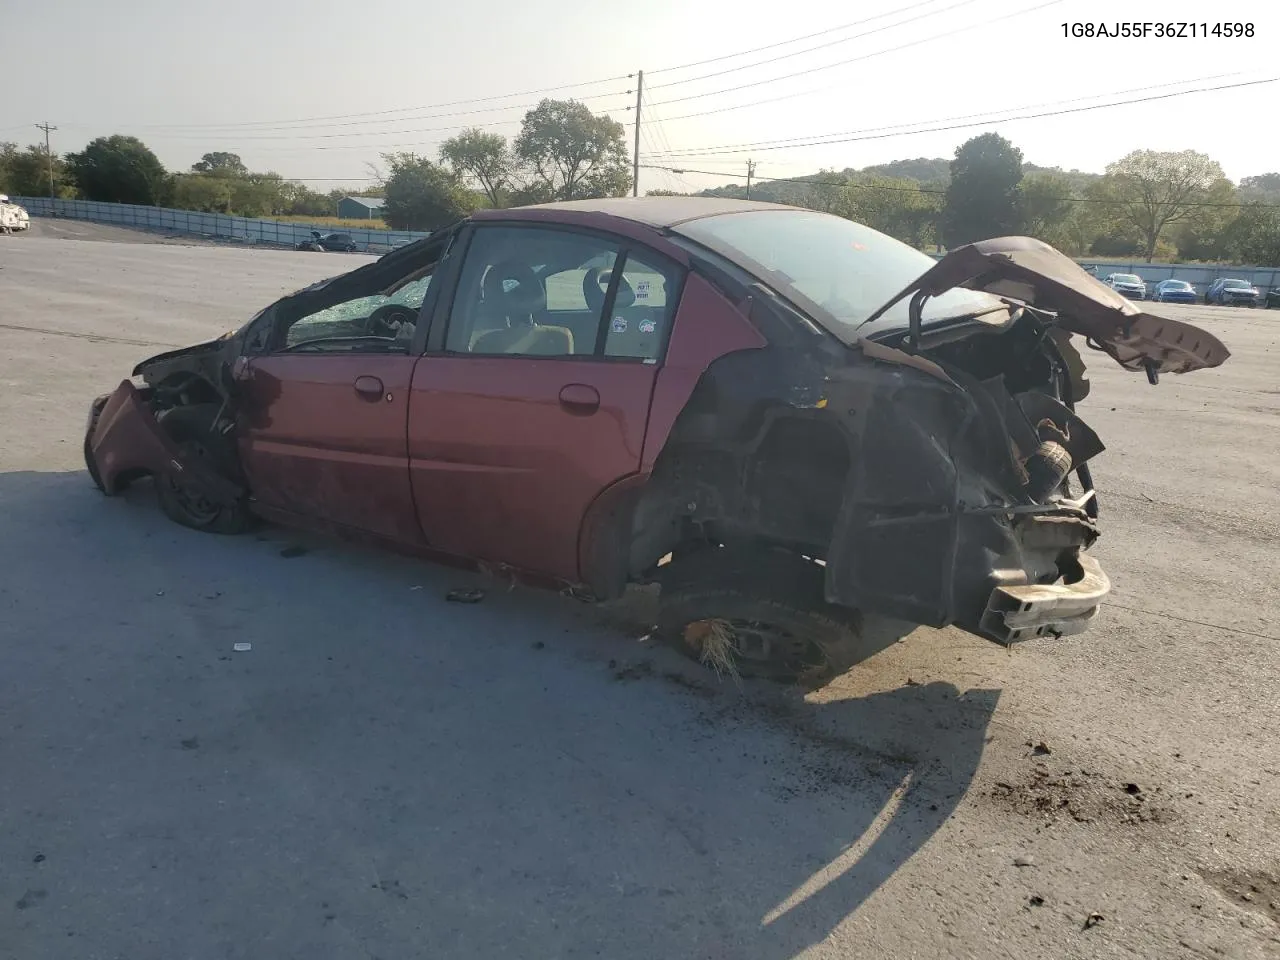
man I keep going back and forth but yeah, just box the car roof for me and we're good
[471,196,801,229]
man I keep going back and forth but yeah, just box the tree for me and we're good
[0,143,71,198]
[281,182,334,218]
[818,175,940,247]
[1224,203,1280,266]
[172,174,233,212]
[380,153,470,230]
[1170,178,1238,260]
[1018,171,1076,246]
[65,135,168,205]
[440,128,512,207]
[229,172,287,218]
[191,152,248,177]
[942,133,1024,247]
[1089,150,1226,262]
[513,99,631,201]
[1239,173,1280,203]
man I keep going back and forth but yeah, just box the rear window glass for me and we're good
[674,210,1005,342]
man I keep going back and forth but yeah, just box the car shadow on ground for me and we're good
[0,469,999,960]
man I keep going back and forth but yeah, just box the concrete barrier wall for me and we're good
[13,197,428,253]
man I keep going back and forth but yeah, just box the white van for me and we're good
[0,194,31,233]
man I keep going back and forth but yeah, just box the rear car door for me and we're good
[408,224,684,580]
[236,256,438,546]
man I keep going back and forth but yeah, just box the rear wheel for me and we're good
[154,405,254,535]
[655,547,873,686]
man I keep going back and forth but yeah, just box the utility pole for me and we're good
[746,159,756,200]
[632,70,643,198]
[35,122,58,199]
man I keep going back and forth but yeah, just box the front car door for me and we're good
[407,223,684,580]
[236,237,449,546]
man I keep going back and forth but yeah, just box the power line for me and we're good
[644,75,1280,158]
[646,0,981,91]
[644,0,1062,110]
[95,75,635,131]
[66,92,631,142]
[647,72,1247,158]
[639,165,1280,209]
[645,0,951,76]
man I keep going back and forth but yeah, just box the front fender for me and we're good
[86,381,243,503]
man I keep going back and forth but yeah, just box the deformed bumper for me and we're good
[85,380,242,503]
[980,552,1110,645]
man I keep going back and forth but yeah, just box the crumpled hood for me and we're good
[866,236,1230,376]
[131,336,231,377]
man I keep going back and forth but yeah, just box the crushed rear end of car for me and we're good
[820,237,1228,644]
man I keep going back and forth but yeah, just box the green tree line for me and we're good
[4,115,1277,265]
[692,133,1280,266]
[0,99,632,233]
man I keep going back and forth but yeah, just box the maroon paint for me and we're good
[238,354,425,546]
[639,272,767,472]
[88,381,177,493]
[407,356,658,581]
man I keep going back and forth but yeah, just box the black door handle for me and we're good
[559,383,600,415]
[354,375,385,401]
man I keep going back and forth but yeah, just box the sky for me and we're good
[3,0,1275,195]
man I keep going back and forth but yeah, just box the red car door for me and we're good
[239,354,423,546]
[407,225,684,581]
[234,265,438,547]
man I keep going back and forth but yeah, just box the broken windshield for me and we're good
[672,209,1007,341]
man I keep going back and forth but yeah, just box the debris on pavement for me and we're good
[446,587,486,604]
[1014,856,1035,868]
[232,642,252,652]
[1083,912,1105,930]
[1029,740,1052,756]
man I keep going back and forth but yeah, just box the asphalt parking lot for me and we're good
[2,226,1278,959]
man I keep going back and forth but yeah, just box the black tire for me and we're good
[154,404,254,535]
[655,547,872,687]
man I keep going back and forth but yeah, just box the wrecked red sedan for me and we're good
[85,198,1228,683]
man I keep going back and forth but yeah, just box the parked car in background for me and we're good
[82,199,1230,686]
[1266,285,1280,309]
[0,194,30,233]
[1205,278,1260,307]
[295,231,359,252]
[1102,273,1146,300]
[1150,279,1198,304]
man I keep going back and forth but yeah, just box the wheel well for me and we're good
[625,414,853,583]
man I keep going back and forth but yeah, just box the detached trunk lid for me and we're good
[866,236,1229,376]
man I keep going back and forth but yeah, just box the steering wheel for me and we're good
[366,303,419,337]
[581,267,636,313]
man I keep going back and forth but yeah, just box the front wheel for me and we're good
[154,405,254,535]
[655,547,875,686]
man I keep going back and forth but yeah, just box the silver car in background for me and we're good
[1103,272,1146,301]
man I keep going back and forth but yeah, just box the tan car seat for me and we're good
[468,259,575,356]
